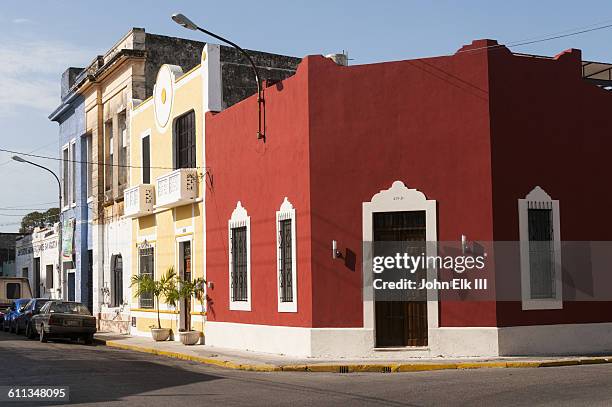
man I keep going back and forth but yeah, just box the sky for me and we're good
[1,0,612,232]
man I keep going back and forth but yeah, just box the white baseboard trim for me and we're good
[205,321,612,358]
[499,322,612,356]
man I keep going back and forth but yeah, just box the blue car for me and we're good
[15,298,51,337]
[4,299,31,333]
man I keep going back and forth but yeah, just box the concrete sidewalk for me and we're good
[94,332,612,373]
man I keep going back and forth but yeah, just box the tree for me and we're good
[19,208,60,233]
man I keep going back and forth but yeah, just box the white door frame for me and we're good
[362,181,438,347]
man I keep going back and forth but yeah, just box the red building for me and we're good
[202,39,612,358]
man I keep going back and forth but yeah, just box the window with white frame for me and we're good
[62,145,69,208]
[70,141,76,206]
[228,201,251,311]
[276,197,297,312]
[84,133,93,199]
[518,186,562,310]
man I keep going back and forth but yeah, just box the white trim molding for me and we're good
[276,197,297,313]
[228,201,251,311]
[362,181,438,345]
[518,186,563,310]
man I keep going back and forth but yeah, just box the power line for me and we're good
[0,201,58,209]
[0,207,57,211]
[456,20,612,55]
[0,140,58,168]
[0,147,207,171]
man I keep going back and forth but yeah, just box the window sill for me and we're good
[521,299,563,311]
[229,301,251,312]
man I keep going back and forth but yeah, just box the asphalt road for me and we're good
[1,331,612,406]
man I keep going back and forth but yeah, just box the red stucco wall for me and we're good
[204,61,314,327]
[205,42,498,328]
[488,47,612,326]
[306,42,496,328]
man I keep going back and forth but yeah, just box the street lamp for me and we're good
[12,155,63,299]
[171,12,266,141]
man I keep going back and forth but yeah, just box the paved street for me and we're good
[1,331,612,407]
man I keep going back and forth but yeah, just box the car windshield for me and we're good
[34,300,50,311]
[49,303,91,315]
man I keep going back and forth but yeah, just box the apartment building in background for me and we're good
[15,226,60,299]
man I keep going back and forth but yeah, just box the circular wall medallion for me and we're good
[154,65,182,129]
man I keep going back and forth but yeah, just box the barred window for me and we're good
[231,226,248,302]
[528,207,554,299]
[139,246,154,309]
[111,255,124,308]
[276,197,297,312]
[518,186,562,310]
[279,219,293,302]
[228,201,251,311]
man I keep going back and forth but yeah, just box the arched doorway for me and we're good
[111,254,123,308]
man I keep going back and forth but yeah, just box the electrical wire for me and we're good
[456,20,612,55]
[0,147,207,171]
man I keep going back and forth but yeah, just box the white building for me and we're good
[15,225,60,299]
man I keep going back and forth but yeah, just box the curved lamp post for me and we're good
[12,155,63,299]
[171,12,266,141]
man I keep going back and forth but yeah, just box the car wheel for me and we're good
[25,323,34,339]
[39,325,47,343]
[84,334,94,345]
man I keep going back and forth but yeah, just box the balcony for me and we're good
[155,168,198,209]
[123,184,155,218]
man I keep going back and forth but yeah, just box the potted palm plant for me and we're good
[166,276,206,345]
[130,267,176,341]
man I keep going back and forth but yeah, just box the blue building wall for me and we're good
[53,93,93,309]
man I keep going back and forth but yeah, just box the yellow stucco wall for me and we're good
[128,57,205,337]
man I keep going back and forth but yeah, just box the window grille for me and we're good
[231,226,248,302]
[279,219,293,302]
[527,205,555,299]
[139,246,154,308]
[112,255,123,308]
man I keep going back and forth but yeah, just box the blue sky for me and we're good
[1,1,612,231]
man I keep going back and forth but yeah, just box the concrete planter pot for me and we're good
[151,328,171,342]
[178,330,200,346]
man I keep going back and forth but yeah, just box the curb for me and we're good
[94,338,612,374]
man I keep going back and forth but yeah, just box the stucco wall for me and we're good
[488,47,612,326]
[205,44,497,329]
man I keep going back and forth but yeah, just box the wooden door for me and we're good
[373,211,428,347]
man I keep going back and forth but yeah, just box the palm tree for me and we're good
[130,267,176,329]
[165,276,207,332]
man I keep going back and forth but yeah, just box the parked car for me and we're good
[3,298,31,333]
[15,298,50,337]
[0,277,32,310]
[31,301,96,344]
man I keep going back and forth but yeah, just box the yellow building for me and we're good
[126,48,211,337]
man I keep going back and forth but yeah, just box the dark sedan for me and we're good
[3,298,31,333]
[15,298,50,337]
[31,301,97,344]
